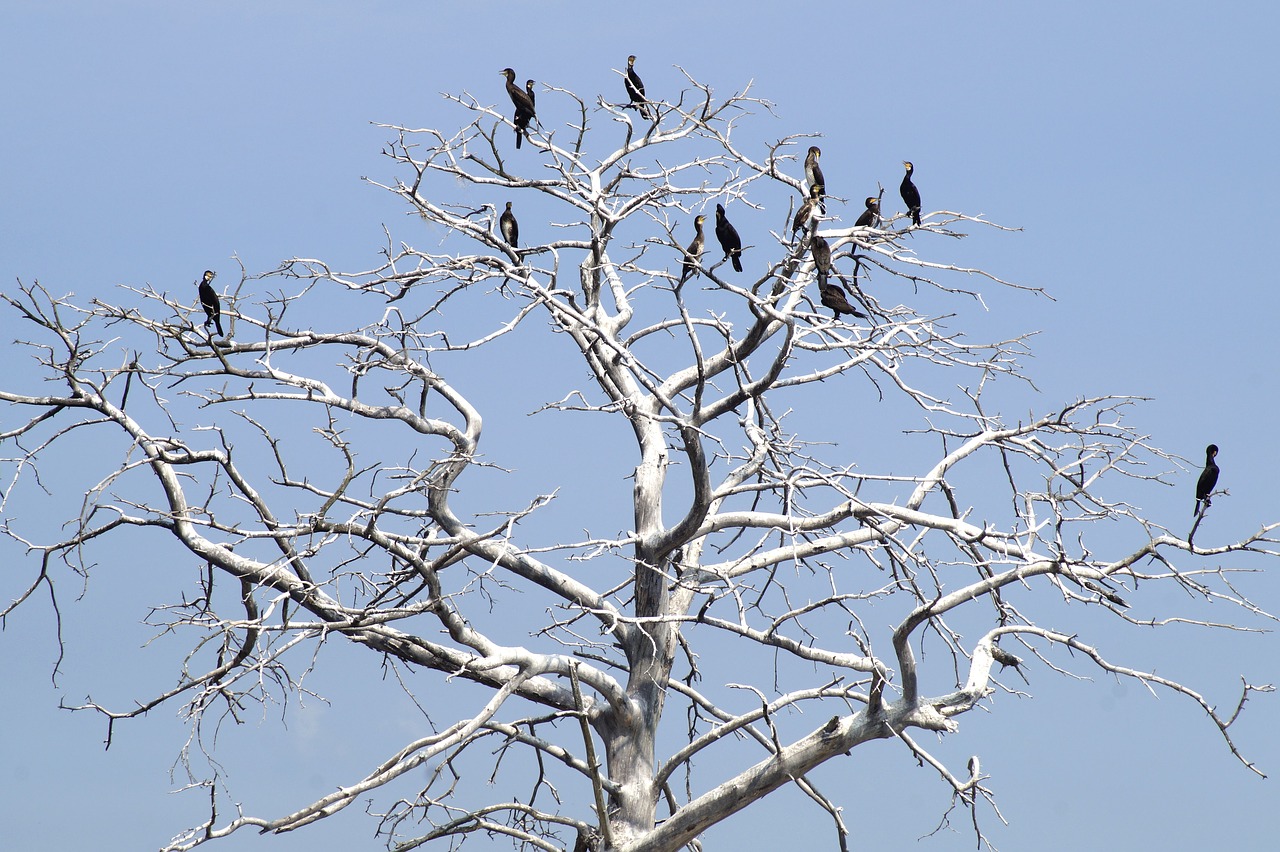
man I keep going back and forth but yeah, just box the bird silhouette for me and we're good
[900,161,922,226]
[197,270,224,337]
[714,204,743,272]
[1194,443,1220,515]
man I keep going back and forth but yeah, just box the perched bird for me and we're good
[805,146,826,199]
[810,234,832,289]
[791,183,824,238]
[900,161,922,226]
[197,269,224,337]
[819,284,867,320]
[501,68,536,149]
[678,215,706,286]
[525,79,536,111]
[625,55,652,120]
[499,201,519,248]
[855,196,881,229]
[1194,443,1220,515]
[714,204,743,272]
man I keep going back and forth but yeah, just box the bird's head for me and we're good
[866,197,879,208]
[627,55,637,65]
[716,203,725,215]
[500,68,516,81]
[809,146,821,158]
[1207,444,1219,458]
[903,161,914,172]
[695,215,706,226]
[811,184,824,198]
[202,270,216,284]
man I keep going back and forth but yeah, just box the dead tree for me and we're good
[2,71,1275,852]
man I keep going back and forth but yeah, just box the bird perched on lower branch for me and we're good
[819,284,867,320]
[855,196,881,229]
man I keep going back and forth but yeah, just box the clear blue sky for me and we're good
[3,2,1278,850]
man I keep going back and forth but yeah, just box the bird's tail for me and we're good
[732,253,743,273]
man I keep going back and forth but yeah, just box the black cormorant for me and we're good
[819,284,867,320]
[810,234,832,289]
[501,68,536,149]
[525,79,536,110]
[500,201,519,248]
[625,55,652,120]
[792,183,824,238]
[678,215,706,285]
[714,204,743,272]
[855,196,881,229]
[805,146,826,199]
[197,269,224,337]
[1194,443,1220,515]
[900,161,921,226]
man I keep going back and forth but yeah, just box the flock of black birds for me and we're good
[496,58,929,323]
[185,57,1226,521]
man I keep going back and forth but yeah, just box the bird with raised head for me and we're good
[714,204,743,272]
[805,146,825,199]
[625,55,652,120]
[500,201,519,248]
[900,161,921,226]
[678,215,706,286]
[501,67,536,149]
[1194,444,1220,515]
[197,269,224,337]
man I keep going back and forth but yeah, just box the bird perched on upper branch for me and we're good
[900,161,922,226]
[678,215,706,286]
[197,269,224,337]
[714,204,743,272]
[1194,443,1220,515]
[624,55,652,120]
[805,146,826,200]
[792,183,824,239]
[500,201,519,248]
[501,67,536,149]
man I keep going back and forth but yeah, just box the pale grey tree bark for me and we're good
[2,71,1275,852]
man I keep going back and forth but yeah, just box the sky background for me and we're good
[3,1,1279,850]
